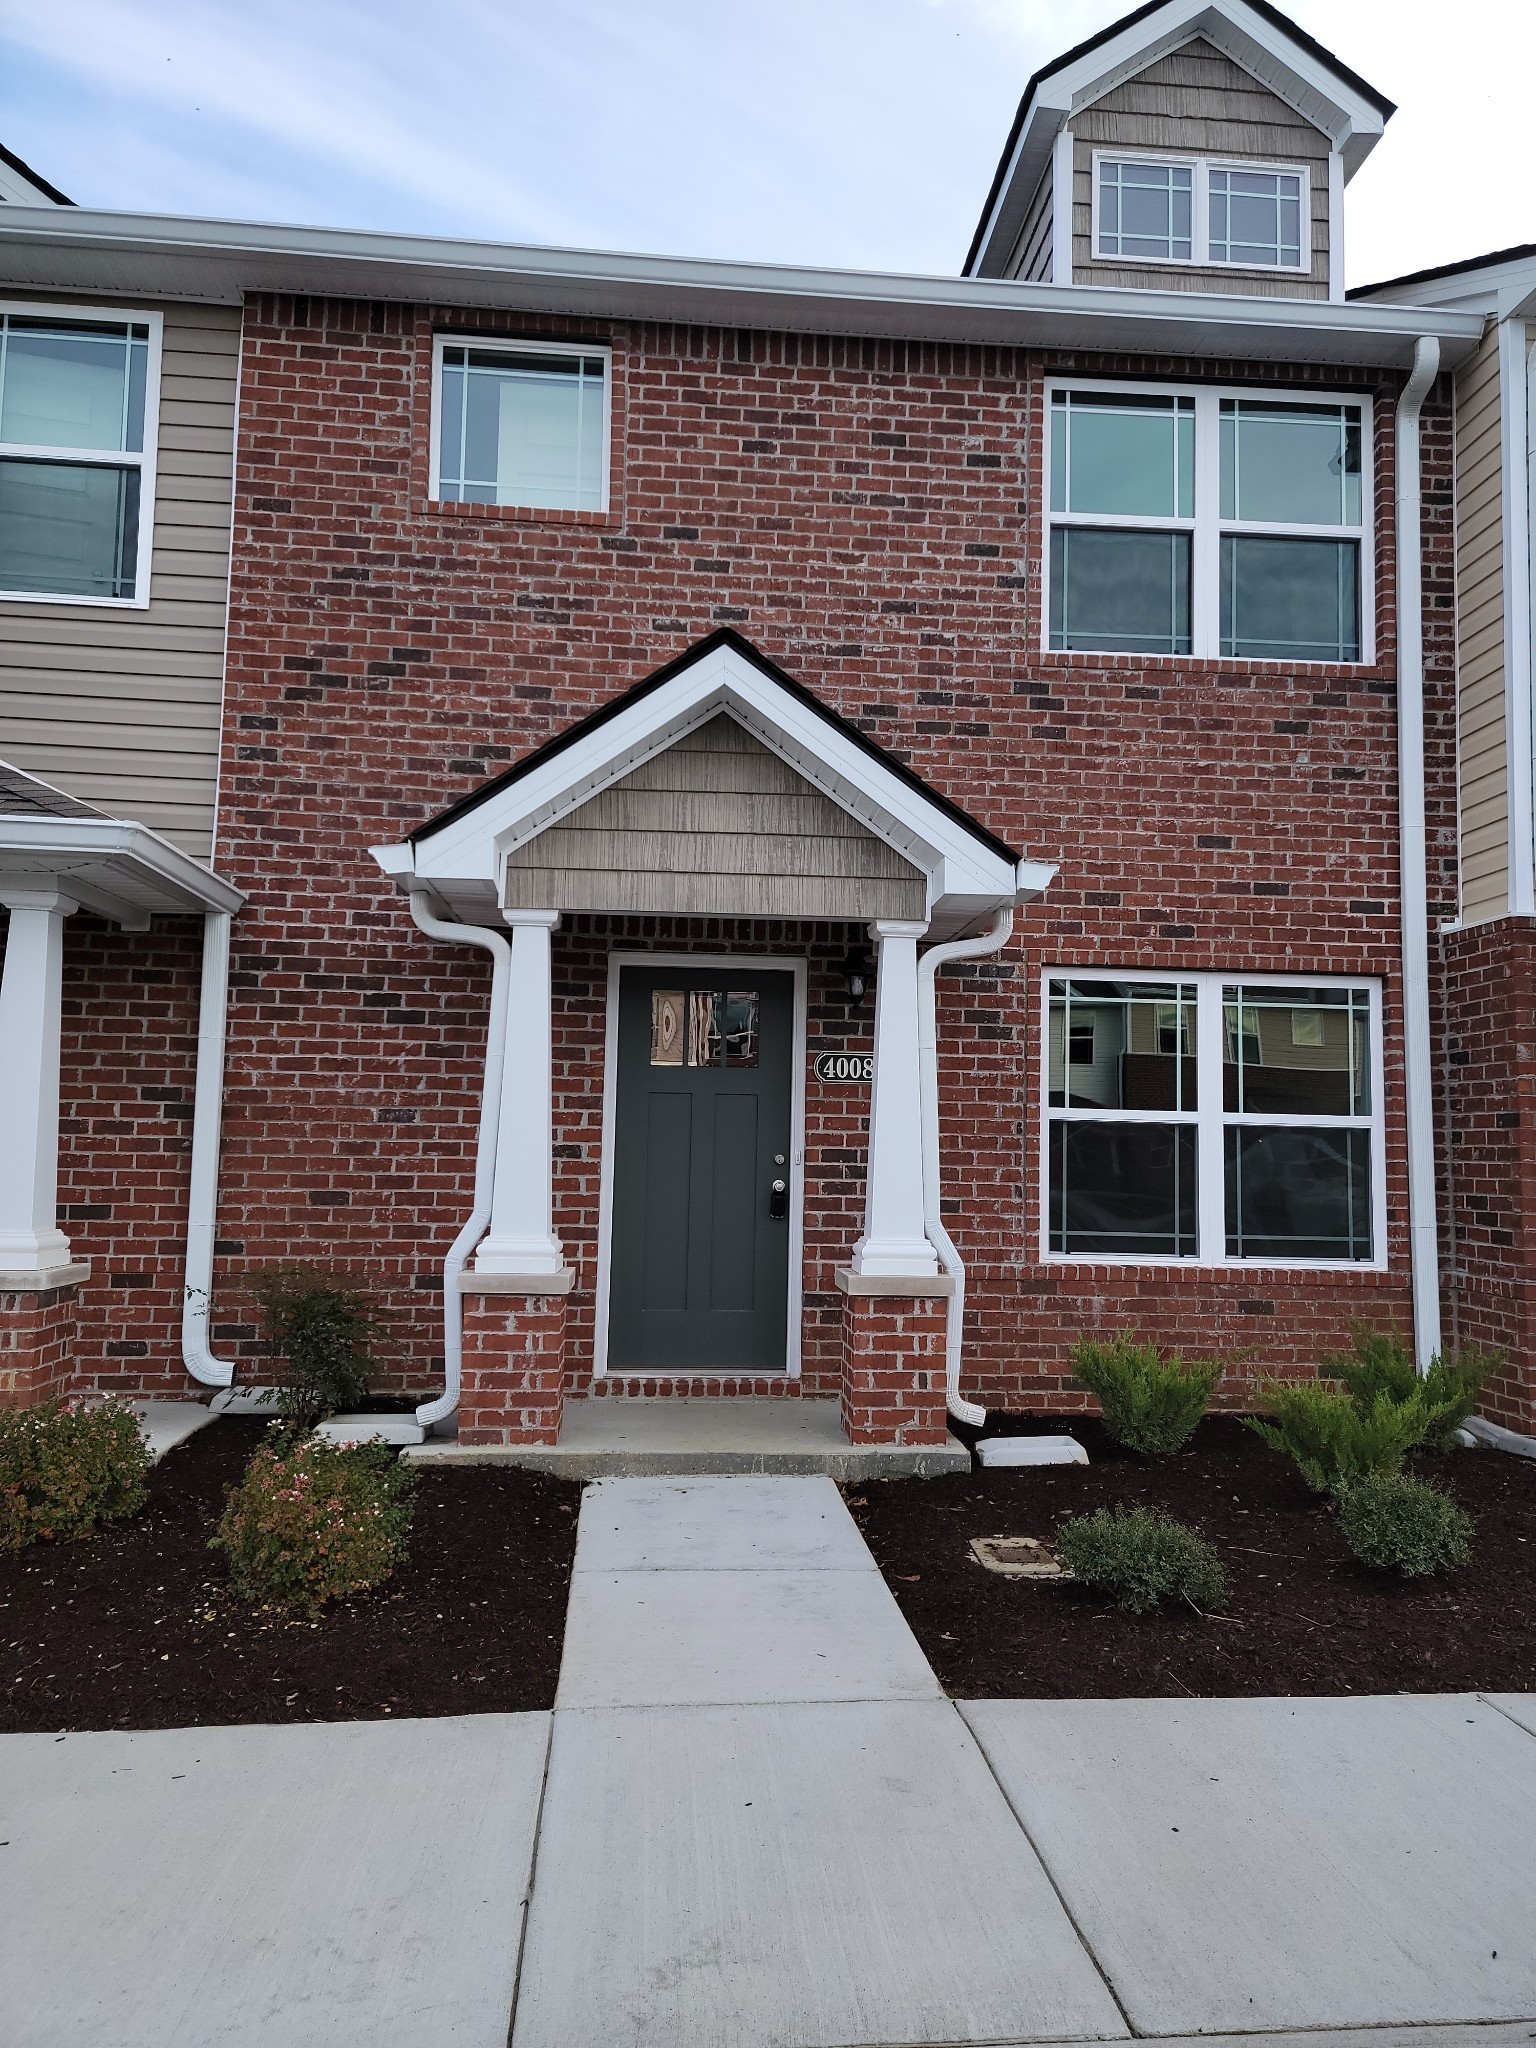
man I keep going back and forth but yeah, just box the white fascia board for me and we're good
[406,642,1022,914]
[0,208,1482,372]
[0,817,244,917]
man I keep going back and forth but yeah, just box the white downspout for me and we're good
[917,908,1014,1427]
[182,909,235,1386]
[1397,335,1443,1368]
[407,886,510,1430]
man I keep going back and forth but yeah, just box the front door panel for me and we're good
[608,965,794,1372]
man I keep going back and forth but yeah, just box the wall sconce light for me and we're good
[842,944,874,1007]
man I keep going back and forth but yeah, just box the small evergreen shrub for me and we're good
[247,1264,391,1431]
[1245,1379,1433,1495]
[1070,1336,1221,1453]
[1337,1472,1473,1577]
[212,1430,416,1619]
[1328,1324,1495,1454]
[1055,1505,1228,1613]
[0,1397,150,1554]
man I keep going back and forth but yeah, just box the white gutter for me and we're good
[406,886,510,1431]
[182,909,235,1386]
[917,908,1015,1428]
[1396,334,1444,1367]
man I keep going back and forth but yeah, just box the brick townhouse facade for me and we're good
[3,0,1527,1448]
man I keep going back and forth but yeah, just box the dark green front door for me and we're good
[608,965,794,1372]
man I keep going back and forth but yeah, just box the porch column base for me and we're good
[0,1267,90,1409]
[835,1268,952,1447]
[458,1273,572,1446]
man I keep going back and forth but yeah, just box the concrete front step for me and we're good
[403,1396,969,1478]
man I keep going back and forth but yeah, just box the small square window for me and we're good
[1209,167,1304,269]
[436,343,607,512]
[1097,159,1193,262]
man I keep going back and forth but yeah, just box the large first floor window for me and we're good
[1047,381,1368,663]
[0,306,158,604]
[1044,971,1382,1266]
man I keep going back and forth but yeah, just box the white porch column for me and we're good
[850,918,940,1278]
[474,910,567,1277]
[0,887,79,1278]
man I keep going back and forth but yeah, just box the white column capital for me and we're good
[0,886,79,917]
[502,908,561,932]
[867,918,928,943]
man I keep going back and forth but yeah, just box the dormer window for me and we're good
[1093,154,1309,273]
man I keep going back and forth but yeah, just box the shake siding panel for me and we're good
[1454,325,1508,923]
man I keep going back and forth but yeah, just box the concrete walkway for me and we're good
[515,1475,1127,2048]
[3,1471,1535,2048]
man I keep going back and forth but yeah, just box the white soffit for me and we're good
[0,817,244,924]
[380,640,1044,918]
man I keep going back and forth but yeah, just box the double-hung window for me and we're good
[1047,382,1368,662]
[432,337,609,512]
[0,306,160,606]
[1094,153,1308,272]
[1044,972,1383,1267]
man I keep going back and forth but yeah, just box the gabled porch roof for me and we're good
[372,633,1056,937]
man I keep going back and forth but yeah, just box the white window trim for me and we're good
[1044,375,1375,666]
[428,332,612,514]
[0,299,163,611]
[1038,968,1388,1274]
[1090,148,1313,276]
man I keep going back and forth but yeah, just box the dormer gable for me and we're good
[965,0,1392,302]
[0,143,71,208]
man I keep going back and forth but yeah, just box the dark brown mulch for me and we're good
[0,1419,582,1732]
[845,1416,1536,1698]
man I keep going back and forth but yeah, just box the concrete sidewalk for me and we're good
[3,1472,1534,2048]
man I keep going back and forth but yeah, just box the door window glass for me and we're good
[650,989,685,1066]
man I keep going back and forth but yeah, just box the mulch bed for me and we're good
[845,1416,1536,1698]
[0,1419,582,1732]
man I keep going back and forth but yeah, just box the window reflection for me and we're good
[1048,979,1197,1111]
[1222,986,1369,1115]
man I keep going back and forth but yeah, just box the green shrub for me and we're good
[1070,1336,1221,1453]
[1328,1324,1495,1454]
[0,1397,149,1554]
[212,1430,416,1619]
[1337,1472,1473,1577]
[1245,1378,1434,1495]
[1055,1505,1228,1613]
[247,1264,391,1431]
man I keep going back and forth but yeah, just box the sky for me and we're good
[0,0,1529,290]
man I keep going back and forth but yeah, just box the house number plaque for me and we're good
[813,1051,874,1084]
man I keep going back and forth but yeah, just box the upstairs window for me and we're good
[1094,154,1309,273]
[433,338,608,512]
[1047,382,1369,663]
[0,308,159,605]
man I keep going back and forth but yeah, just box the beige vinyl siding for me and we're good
[1070,37,1330,297]
[1455,322,1510,924]
[0,300,238,859]
[1006,165,1055,283]
[504,714,926,919]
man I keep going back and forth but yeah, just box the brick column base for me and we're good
[0,1275,86,1409]
[837,1274,951,1446]
[459,1282,570,1446]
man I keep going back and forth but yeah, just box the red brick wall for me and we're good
[18,296,1470,1415]
[1441,917,1536,1431]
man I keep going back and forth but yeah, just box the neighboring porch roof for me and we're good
[0,759,243,925]
[373,633,1056,937]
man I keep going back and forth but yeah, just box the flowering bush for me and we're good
[212,1430,416,1619]
[0,1397,150,1554]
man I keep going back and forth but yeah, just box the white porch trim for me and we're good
[475,910,566,1278]
[0,886,78,1279]
[850,920,940,1280]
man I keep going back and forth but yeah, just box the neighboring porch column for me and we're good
[849,917,939,1279]
[474,909,567,1278]
[0,887,80,1280]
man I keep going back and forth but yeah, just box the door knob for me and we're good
[769,1178,788,1220]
